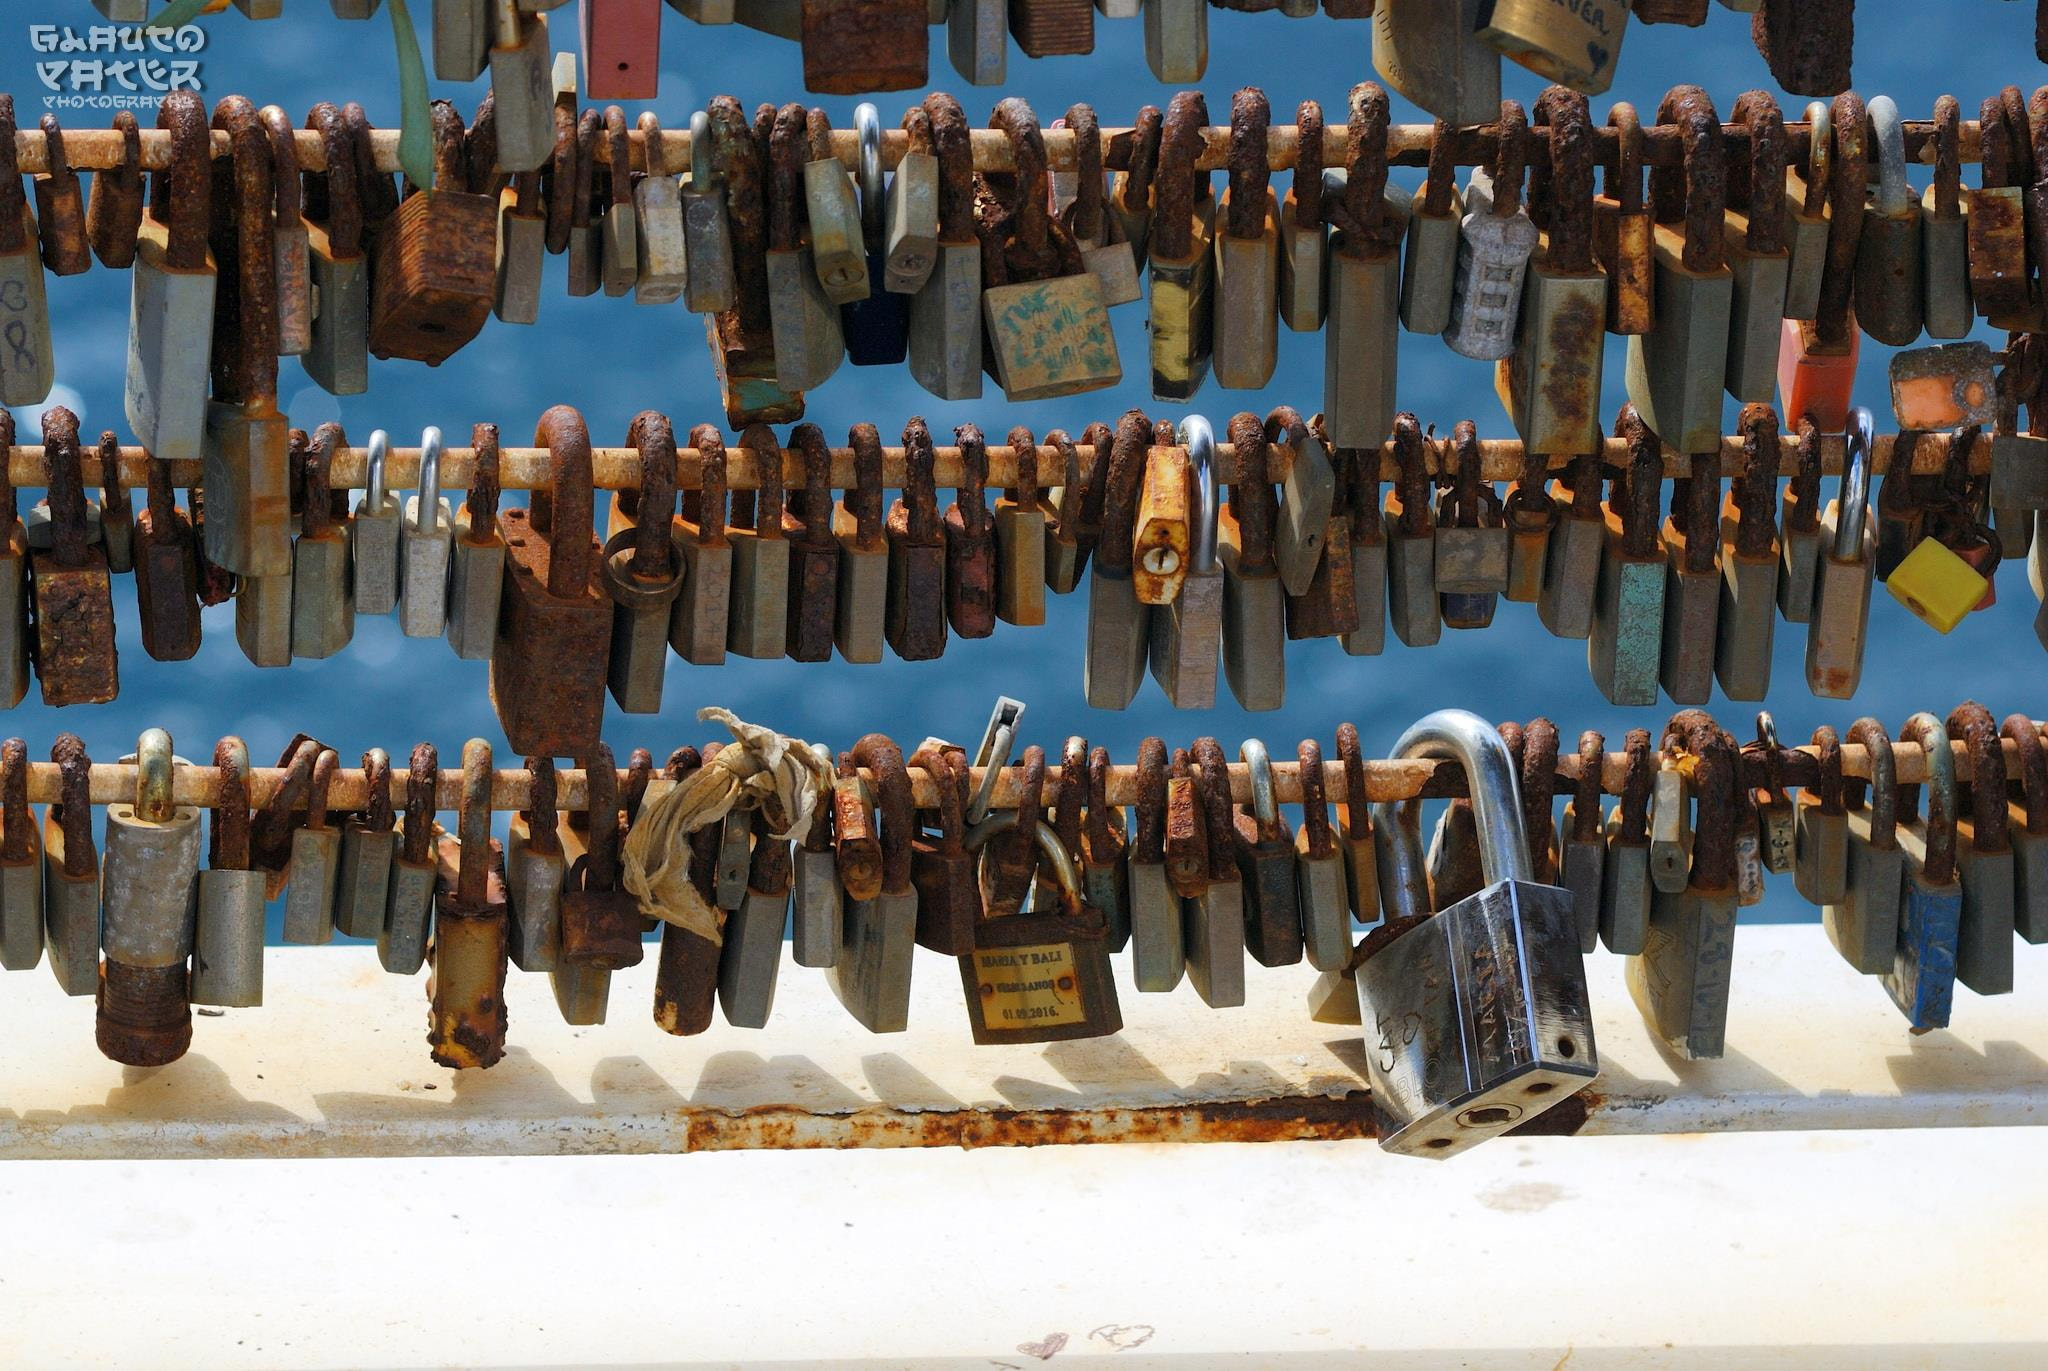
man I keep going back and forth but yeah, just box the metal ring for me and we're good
[1179,414,1218,575]
[1836,407,1873,555]
[1388,709,1532,886]
[855,102,884,239]
[1240,739,1276,825]
[416,426,443,534]
[365,429,389,512]
[135,728,174,821]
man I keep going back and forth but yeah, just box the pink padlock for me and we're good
[580,0,662,102]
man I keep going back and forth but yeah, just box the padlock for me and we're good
[38,736,97,996]
[1888,528,1990,632]
[1591,100,1652,335]
[943,424,998,639]
[302,103,371,396]
[1142,0,1206,82]
[1648,750,1694,896]
[252,105,313,356]
[1130,425,1189,608]
[279,748,343,947]
[291,424,356,660]
[1550,730,1604,953]
[1373,0,1499,126]
[1149,418,1222,709]
[1324,88,1405,449]
[492,406,615,758]
[885,417,949,661]
[334,749,397,940]
[127,92,215,461]
[790,743,842,968]
[842,103,911,367]
[1499,89,1604,457]
[1850,95,1925,349]
[1011,0,1093,54]
[369,100,496,364]
[1629,713,1737,1060]
[1083,412,1153,709]
[909,745,979,956]
[2000,716,2048,944]
[715,805,788,1029]
[1970,94,2030,327]
[992,424,1047,627]
[1106,103,1161,274]
[977,740,1042,924]
[1356,709,1598,1156]
[1268,97,1328,332]
[978,100,1119,400]
[782,424,840,661]
[1722,92,1790,403]
[762,103,845,393]
[382,744,441,977]
[1148,92,1214,403]
[1588,405,1668,706]
[1276,409,1349,633]
[828,737,920,1033]
[1884,714,1963,1031]
[1433,420,1509,630]
[604,413,686,710]
[626,110,686,305]
[800,109,867,307]
[1778,100,1832,322]
[885,105,939,298]
[489,0,555,173]
[429,739,510,1069]
[1599,729,1653,955]
[564,109,605,299]
[1126,740,1183,992]
[1399,118,1462,337]
[1806,406,1876,698]
[1185,738,1247,1009]
[727,425,792,658]
[1890,343,1995,434]
[436,0,492,80]
[495,164,547,322]
[1076,746,1130,952]
[1793,725,1849,908]
[0,102,49,409]
[85,110,144,272]
[834,424,890,663]
[1714,403,1781,701]
[672,110,736,314]
[596,107,640,298]
[352,429,402,617]
[1748,0,1851,95]
[505,757,566,973]
[97,731,202,1066]
[1211,89,1279,392]
[0,740,40,973]
[1948,705,2016,997]
[1219,414,1285,712]
[908,93,981,401]
[1777,92,1865,433]
[1624,88,1732,454]
[1537,454,1603,638]
[1475,0,1624,92]
[1041,424,1103,596]
[1819,717,1900,972]
[580,0,661,100]
[202,97,293,582]
[190,740,266,1009]
[1744,715,1797,878]
[399,427,456,639]
[833,745,885,909]
[943,0,1006,84]
[447,423,507,661]
[1293,740,1351,972]
[1232,740,1302,968]
[1919,96,1971,340]
[558,745,641,1027]
[1383,414,1440,649]
[958,807,1121,1045]
[1331,724,1380,926]
[1444,103,1539,363]
[1776,415,1825,623]
[29,408,117,707]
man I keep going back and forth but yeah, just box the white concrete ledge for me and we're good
[1,926,2042,1158]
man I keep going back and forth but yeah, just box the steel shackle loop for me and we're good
[1179,414,1218,575]
[1836,406,1874,555]
[135,728,175,822]
[1388,709,1533,886]
[855,102,884,242]
[415,426,444,534]
[1240,739,1277,826]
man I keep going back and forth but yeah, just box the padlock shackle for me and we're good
[854,102,885,244]
[1800,101,1831,214]
[1833,407,1874,556]
[127,730,176,822]
[963,810,1082,910]
[1867,97,1912,218]
[1239,739,1277,827]
[364,430,391,513]
[535,405,597,596]
[1370,788,1428,924]
[1133,738,1168,863]
[1179,414,1218,575]
[1728,90,1784,256]
[413,428,444,534]
[1947,704,2011,854]
[1898,712,1957,884]
[1224,87,1273,242]
[1387,709,1532,887]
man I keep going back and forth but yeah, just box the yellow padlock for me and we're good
[1886,536,1989,634]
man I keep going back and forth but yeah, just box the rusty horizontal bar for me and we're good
[6,429,1994,495]
[3,114,1987,176]
[35,730,2044,815]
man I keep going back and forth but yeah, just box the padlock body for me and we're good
[1358,878,1596,1157]
[496,202,546,324]
[1920,188,1971,340]
[1474,0,1625,93]
[1714,540,1779,702]
[1384,518,1440,649]
[505,819,565,973]
[1184,876,1246,1009]
[1627,881,1735,1059]
[1776,319,1858,435]
[126,231,214,459]
[718,880,788,1029]
[1442,179,1538,362]
[281,825,341,945]
[291,529,355,659]
[1211,192,1279,391]
[192,867,267,1008]
[1147,208,1216,402]
[1084,567,1149,709]
[1148,565,1221,709]
[1399,196,1461,335]
[832,525,888,664]
[381,853,437,975]
[1591,196,1653,334]
[907,240,982,401]
[1954,839,2016,996]
[1600,823,1651,954]
[983,273,1121,401]
[101,806,201,966]
[1277,195,1327,331]
[446,524,506,661]
[1221,550,1285,712]
[1967,185,2030,325]
[491,507,615,758]
[1499,260,1605,455]
[1558,813,1604,955]
[828,889,918,1033]
[1724,220,1789,403]
[1882,852,1960,1032]
[334,822,396,940]
[1623,230,1733,452]
[29,548,118,706]
[1373,0,1500,125]
[1324,244,1401,449]
[960,911,1121,1045]
[884,154,939,296]
[202,400,294,578]
[1126,859,1184,993]
[1537,504,1602,639]
[368,191,497,364]
[1588,516,1665,707]
[1804,506,1874,700]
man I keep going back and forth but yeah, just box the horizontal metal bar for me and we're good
[30,729,2042,814]
[7,429,1993,494]
[5,114,1985,176]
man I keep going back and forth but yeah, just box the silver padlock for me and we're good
[1353,709,1599,1158]
[383,748,441,977]
[281,750,343,947]
[399,427,455,638]
[192,739,267,1009]
[352,430,403,617]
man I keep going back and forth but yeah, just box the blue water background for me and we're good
[1,4,2037,937]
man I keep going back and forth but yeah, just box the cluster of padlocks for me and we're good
[4,700,2040,1154]
[138,1,1908,107]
